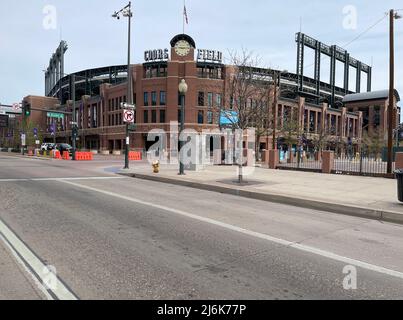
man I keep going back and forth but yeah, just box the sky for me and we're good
[0,0,402,106]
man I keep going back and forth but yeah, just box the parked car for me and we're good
[56,143,73,156]
[41,143,55,151]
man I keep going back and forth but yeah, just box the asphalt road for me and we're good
[1,154,403,300]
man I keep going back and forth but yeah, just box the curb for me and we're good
[0,152,55,161]
[119,172,403,226]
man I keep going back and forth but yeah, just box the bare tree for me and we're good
[278,110,304,163]
[362,128,387,161]
[224,49,273,182]
[309,127,331,160]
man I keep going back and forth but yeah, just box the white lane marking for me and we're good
[0,233,53,300]
[0,219,78,300]
[61,179,403,281]
[0,177,125,182]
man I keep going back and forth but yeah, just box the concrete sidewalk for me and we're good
[119,164,403,224]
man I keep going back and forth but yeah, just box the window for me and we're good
[198,92,205,106]
[309,111,315,133]
[208,93,213,108]
[160,91,166,106]
[197,66,223,79]
[374,106,381,128]
[160,110,166,123]
[207,111,213,124]
[92,104,97,128]
[145,66,151,78]
[198,110,204,124]
[144,110,148,123]
[144,92,149,106]
[151,110,157,123]
[216,94,222,108]
[151,91,157,106]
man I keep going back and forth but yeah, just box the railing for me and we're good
[333,150,395,177]
[277,150,322,172]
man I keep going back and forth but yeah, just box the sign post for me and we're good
[21,134,26,152]
[120,103,136,170]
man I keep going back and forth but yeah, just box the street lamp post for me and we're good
[178,79,188,175]
[387,9,401,174]
[71,74,77,160]
[113,2,133,170]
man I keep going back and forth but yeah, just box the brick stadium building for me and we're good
[13,34,400,155]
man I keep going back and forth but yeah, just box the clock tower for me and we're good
[170,34,196,61]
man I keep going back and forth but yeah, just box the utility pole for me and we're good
[387,9,401,174]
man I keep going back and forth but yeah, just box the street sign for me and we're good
[21,134,26,146]
[128,124,136,132]
[123,109,135,123]
[33,128,38,136]
[70,121,78,125]
[121,102,136,109]
[47,112,64,119]
[35,140,40,145]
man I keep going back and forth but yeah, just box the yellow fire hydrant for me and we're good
[152,160,160,173]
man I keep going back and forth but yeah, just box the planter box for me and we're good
[112,150,121,155]
[100,150,110,155]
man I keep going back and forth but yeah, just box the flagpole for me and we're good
[183,0,185,34]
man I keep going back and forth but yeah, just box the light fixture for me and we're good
[178,79,188,95]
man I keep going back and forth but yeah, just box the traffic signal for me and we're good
[72,125,78,138]
[23,101,31,117]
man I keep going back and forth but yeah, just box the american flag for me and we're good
[183,5,189,24]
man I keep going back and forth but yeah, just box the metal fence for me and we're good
[276,147,395,178]
[277,150,322,172]
[333,150,395,177]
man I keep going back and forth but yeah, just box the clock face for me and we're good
[174,40,191,57]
